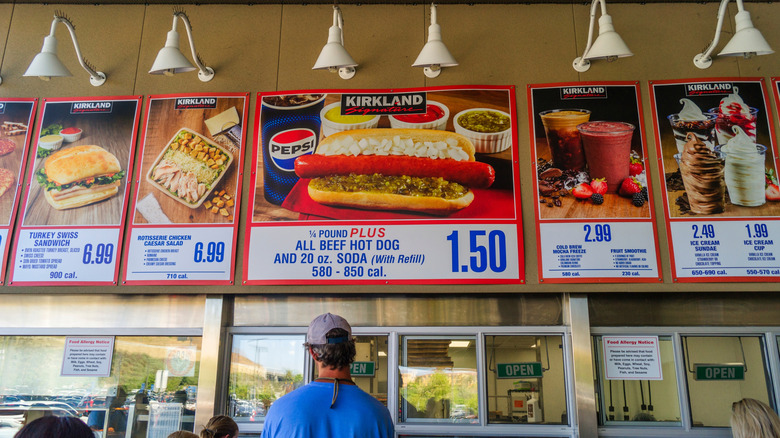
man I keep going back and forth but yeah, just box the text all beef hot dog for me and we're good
[293,128,497,215]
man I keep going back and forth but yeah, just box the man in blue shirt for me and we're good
[261,313,394,438]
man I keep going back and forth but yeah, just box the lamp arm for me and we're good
[576,0,601,66]
[334,6,345,47]
[175,12,211,76]
[697,0,731,63]
[54,16,103,81]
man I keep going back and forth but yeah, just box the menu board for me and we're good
[244,86,523,285]
[529,83,661,283]
[0,99,37,285]
[650,79,780,282]
[9,97,141,286]
[122,94,248,285]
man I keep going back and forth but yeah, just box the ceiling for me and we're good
[0,0,775,4]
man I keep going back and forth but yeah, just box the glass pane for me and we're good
[485,335,566,424]
[228,335,305,424]
[399,336,478,424]
[683,336,771,428]
[313,335,388,406]
[0,335,202,438]
[593,336,681,425]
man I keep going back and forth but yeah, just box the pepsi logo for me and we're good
[269,128,316,172]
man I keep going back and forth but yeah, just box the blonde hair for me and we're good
[168,432,198,438]
[731,398,780,438]
[200,415,239,438]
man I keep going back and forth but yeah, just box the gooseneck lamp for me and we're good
[572,0,633,72]
[313,6,357,80]
[693,0,774,69]
[24,12,106,86]
[149,10,215,82]
[412,3,458,78]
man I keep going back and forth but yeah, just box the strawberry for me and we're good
[589,178,608,195]
[572,183,593,199]
[629,158,644,176]
[766,183,780,202]
[619,177,643,197]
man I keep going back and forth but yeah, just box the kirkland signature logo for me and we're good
[560,87,608,100]
[71,102,113,114]
[175,98,217,110]
[685,83,733,96]
[341,92,426,116]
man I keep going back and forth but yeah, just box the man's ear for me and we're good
[308,346,318,361]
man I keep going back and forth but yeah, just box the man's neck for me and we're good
[316,364,352,381]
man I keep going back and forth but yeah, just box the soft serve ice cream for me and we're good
[679,132,725,214]
[711,86,758,145]
[667,98,716,153]
[718,126,767,207]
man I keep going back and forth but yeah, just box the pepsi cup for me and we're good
[261,94,326,205]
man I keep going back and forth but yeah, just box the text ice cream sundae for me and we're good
[709,87,758,145]
[679,132,725,214]
[717,126,767,207]
[667,98,716,153]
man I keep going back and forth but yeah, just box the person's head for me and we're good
[168,432,199,438]
[731,398,780,438]
[200,415,239,438]
[14,416,94,438]
[304,313,356,370]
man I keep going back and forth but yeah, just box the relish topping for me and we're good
[457,110,510,133]
[310,174,469,199]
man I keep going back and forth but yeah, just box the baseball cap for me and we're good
[307,313,352,345]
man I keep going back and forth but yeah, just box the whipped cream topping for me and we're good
[719,86,750,115]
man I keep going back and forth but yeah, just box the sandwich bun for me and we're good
[44,145,121,185]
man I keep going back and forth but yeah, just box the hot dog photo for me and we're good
[252,88,518,222]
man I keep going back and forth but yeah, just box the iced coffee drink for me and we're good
[708,86,758,145]
[577,121,634,193]
[716,126,767,207]
[679,132,725,214]
[539,109,591,171]
[667,98,716,153]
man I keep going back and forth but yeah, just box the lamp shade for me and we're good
[412,23,458,68]
[313,26,357,70]
[149,30,197,74]
[583,14,633,60]
[718,10,774,57]
[24,36,72,78]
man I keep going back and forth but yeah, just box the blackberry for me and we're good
[632,192,645,207]
[640,187,649,201]
[591,193,604,205]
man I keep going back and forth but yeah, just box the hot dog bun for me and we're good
[297,128,494,215]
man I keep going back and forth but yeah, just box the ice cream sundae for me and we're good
[679,132,725,214]
[709,87,758,145]
[667,98,716,153]
[717,126,767,207]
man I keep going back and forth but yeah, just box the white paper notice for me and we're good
[61,336,115,377]
[603,336,663,380]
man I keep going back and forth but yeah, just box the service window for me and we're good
[485,335,567,425]
[682,335,773,428]
[593,336,681,425]
[0,335,202,438]
[313,335,389,406]
[398,336,478,424]
[228,335,305,424]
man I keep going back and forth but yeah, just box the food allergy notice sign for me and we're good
[61,336,115,377]
[650,79,780,282]
[9,96,142,286]
[603,336,662,380]
[245,86,523,285]
[529,82,661,283]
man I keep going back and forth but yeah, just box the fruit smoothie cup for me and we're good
[539,109,591,171]
[577,121,635,193]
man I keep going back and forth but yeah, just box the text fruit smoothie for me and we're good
[539,109,591,171]
[679,132,725,214]
[717,126,767,207]
[709,87,758,145]
[667,98,716,153]
[577,121,635,193]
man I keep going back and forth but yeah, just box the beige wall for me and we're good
[0,3,778,294]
